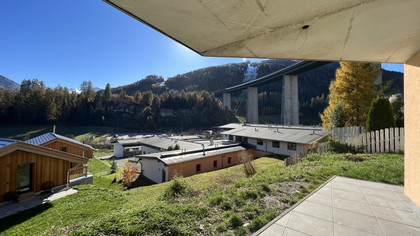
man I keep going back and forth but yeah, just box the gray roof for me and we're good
[222,125,328,144]
[0,138,17,148]
[26,132,94,150]
[218,123,244,129]
[138,145,246,165]
[118,136,204,151]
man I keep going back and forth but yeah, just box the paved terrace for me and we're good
[255,176,420,236]
[0,188,77,220]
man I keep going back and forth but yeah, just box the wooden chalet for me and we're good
[0,139,89,203]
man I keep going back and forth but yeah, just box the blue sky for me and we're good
[0,1,403,90]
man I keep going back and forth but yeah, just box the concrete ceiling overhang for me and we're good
[103,0,420,63]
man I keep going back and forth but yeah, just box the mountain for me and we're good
[0,75,20,90]
[110,60,403,125]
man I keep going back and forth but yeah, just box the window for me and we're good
[228,157,231,164]
[70,162,73,168]
[229,135,234,141]
[287,142,297,151]
[272,141,280,148]
[257,139,263,145]
[59,147,67,152]
[196,164,201,172]
[213,160,217,168]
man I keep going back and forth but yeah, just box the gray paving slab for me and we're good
[0,188,77,220]
[255,176,420,236]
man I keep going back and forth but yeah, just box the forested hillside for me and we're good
[0,60,403,127]
[0,80,236,130]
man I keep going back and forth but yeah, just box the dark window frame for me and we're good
[227,157,231,164]
[213,160,217,168]
[272,141,280,148]
[196,164,201,172]
[257,139,263,145]
[287,142,297,151]
[59,147,67,152]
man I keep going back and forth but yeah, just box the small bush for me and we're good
[121,162,139,188]
[162,176,189,199]
[215,223,226,233]
[228,213,244,228]
[234,227,247,236]
[248,216,268,232]
[110,156,117,174]
[328,139,358,154]
[239,151,256,177]
[221,201,232,210]
[209,194,223,206]
[344,154,365,162]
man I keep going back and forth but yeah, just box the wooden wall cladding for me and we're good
[43,140,93,158]
[0,150,70,202]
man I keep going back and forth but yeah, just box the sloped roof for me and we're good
[0,138,17,148]
[118,136,204,151]
[138,145,246,166]
[0,141,88,164]
[103,0,420,63]
[222,125,328,144]
[26,133,94,150]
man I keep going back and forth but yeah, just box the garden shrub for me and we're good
[162,176,189,199]
[327,139,358,154]
[228,213,244,228]
[366,97,396,132]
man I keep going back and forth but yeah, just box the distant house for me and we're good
[137,145,265,183]
[222,124,328,156]
[113,136,204,158]
[0,139,89,202]
[26,132,95,158]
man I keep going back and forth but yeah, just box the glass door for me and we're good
[17,163,33,192]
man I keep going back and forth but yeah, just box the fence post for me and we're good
[375,130,380,153]
[400,127,404,152]
[395,128,400,153]
[380,129,384,153]
[390,128,395,152]
[385,128,389,152]
[366,132,371,153]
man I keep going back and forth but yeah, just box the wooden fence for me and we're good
[332,126,365,140]
[342,127,404,153]
[284,142,328,166]
[67,164,88,186]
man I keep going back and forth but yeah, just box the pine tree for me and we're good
[321,62,378,129]
[366,97,395,132]
[104,83,112,103]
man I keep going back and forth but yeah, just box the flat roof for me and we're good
[103,0,420,63]
[222,125,328,144]
[218,123,244,130]
[138,145,246,166]
[117,136,203,151]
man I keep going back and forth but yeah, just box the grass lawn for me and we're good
[94,149,114,157]
[0,153,404,235]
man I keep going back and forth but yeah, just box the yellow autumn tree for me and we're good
[321,62,379,129]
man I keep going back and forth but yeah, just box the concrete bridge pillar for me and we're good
[223,93,231,109]
[281,75,299,125]
[374,63,382,85]
[247,87,258,124]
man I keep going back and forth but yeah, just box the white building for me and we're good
[113,135,228,158]
[222,124,328,156]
